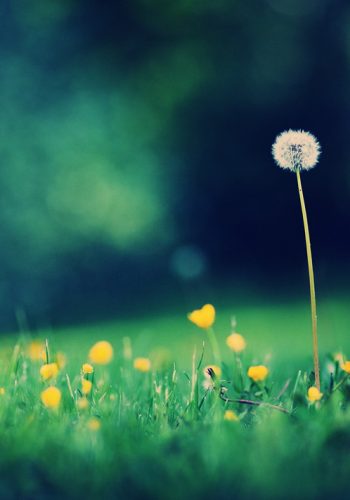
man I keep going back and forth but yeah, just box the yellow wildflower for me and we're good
[81,378,92,395]
[41,386,61,409]
[89,341,113,365]
[40,363,59,381]
[341,361,350,374]
[203,365,222,379]
[226,333,246,353]
[224,409,239,421]
[247,365,269,382]
[77,397,89,410]
[28,341,46,362]
[134,357,151,372]
[56,352,67,369]
[188,304,215,329]
[0,388,5,396]
[307,386,323,402]
[87,417,101,431]
[82,363,94,375]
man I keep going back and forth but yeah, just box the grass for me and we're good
[0,294,350,499]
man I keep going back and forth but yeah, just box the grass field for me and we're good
[0,294,350,499]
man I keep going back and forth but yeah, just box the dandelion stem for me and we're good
[296,169,320,390]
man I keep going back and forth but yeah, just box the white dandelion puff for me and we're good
[272,129,321,171]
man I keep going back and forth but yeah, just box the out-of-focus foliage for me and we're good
[0,0,349,327]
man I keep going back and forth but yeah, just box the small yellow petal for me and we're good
[77,397,89,410]
[226,333,246,353]
[188,304,215,329]
[82,363,94,374]
[224,410,239,421]
[247,365,269,382]
[87,417,101,431]
[41,386,61,409]
[133,357,151,372]
[40,363,59,381]
[28,341,46,362]
[307,386,323,402]
[81,379,92,395]
[88,341,113,365]
[341,361,350,374]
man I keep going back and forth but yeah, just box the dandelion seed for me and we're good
[41,386,61,409]
[87,417,101,431]
[40,363,59,381]
[226,333,246,353]
[272,129,320,172]
[133,357,151,372]
[81,378,92,395]
[188,304,215,329]
[224,410,239,421]
[247,365,269,382]
[307,386,323,402]
[82,363,94,375]
[89,341,113,365]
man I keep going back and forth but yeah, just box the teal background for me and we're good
[0,0,349,330]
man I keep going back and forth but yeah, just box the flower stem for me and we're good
[206,327,221,365]
[296,169,320,390]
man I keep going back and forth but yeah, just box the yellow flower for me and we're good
[56,352,67,369]
[224,409,239,421]
[82,363,94,375]
[188,304,215,329]
[40,363,59,381]
[247,365,269,382]
[81,378,92,395]
[89,341,113,365]
[341,361,350,374]
[77,397,89,410]
[134,357,151,372]
[226,333,246,353]
[203,365,222,379]
[307,386,323,402]
[41,386,61,409]
[28,341,46,362]
[87,417,101,431]
[0,388,5,396]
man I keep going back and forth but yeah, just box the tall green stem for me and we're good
[296,169,320,390]
[206,327,221,365]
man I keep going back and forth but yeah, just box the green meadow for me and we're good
[0,294,349,499]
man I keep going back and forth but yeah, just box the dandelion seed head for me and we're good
[272,129,320,171]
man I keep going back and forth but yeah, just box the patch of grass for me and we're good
[0,296,349,499]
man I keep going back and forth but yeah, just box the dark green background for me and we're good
[0,0,349,330]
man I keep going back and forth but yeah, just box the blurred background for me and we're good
[0,0,349,332]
